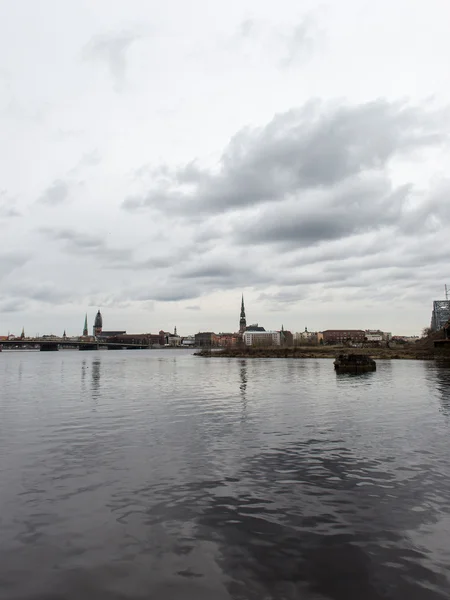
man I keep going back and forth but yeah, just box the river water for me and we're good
[0,350,450,599]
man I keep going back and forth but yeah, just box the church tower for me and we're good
[83,314,88,337]
[239,295,247,334]
[93,310,103,337]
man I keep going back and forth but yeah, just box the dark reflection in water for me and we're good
[0,352,449,600]
[91,357,101,399]
[239,359,247,402]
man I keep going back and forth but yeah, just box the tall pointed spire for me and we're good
[239,294,247,334]
[83,314,88,337]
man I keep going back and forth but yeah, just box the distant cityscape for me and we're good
[2,290,449,349]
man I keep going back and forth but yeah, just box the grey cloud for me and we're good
[83,31,142,91]
[0,190,21,217]
[39,228,133,263]
[281,17,316,67]
[8,283,74,305]
[79,149,101,167]
[123,99,446,216]
[0,252,29,281]
[38,180,70,205]
[234,177,410,247]
[185,305,201,311]
[0,298,29,313]
[134,286,200,303]
[239,19,256,38]
[177,256,271,289]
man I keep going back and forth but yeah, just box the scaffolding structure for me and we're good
[431,299,450,331]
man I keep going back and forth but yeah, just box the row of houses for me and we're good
[194,327,294,348]
[193,328,396,348]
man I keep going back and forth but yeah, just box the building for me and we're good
[364,330,383,342]
[98,330,126,339]
[159,328,181,346]
[181,336,195,346]
[280,326,293,346]
[245,324,265,332]
[195,332,219,347]
[239,295,247,333]
[322,330,365,345]
[243,330,281,346]
[294,328,319,344]
[109,333,161,346]
[93,310,103,337]
[217,333,239,347]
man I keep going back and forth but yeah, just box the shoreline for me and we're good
[194,346,438,360]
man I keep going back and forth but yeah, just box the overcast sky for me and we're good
[1,0,449,336]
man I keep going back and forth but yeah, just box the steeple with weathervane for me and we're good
[239,294,247,334]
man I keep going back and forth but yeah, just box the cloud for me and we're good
[185,305,201,311]
[0,252,29,282]
[8,283,74,305]
[234,176,411,247]
[123,99,447,217]
[280,17,317,67]
[38,227,133,263]
[37,180,70,205]
[0,298,29,313]
[82,31,142,91]
[0,190,21,217]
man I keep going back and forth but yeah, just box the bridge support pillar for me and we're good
[79,344,99,351]
[40,343,59,351]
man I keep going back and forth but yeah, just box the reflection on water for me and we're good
[0,352,449,600]
[91,357,101,399]
[425,361,450,417]
[239,359,247,401]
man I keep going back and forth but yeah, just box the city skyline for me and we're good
[2,290,445,339]
[1,1,450,337]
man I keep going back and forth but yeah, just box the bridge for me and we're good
[0,339,151,351]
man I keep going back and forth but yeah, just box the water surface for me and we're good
[1,350,450,599]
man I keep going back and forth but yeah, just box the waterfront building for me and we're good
[322,330,365,345]
[98,330,126,339]
[243,330,281,346]
[364,330,383,342]
[109,333,161,346]
[217,333,239,347]
[280,326,294,346]
[159,328,181,346]
[195,332,219,347]
[93,310,103,337]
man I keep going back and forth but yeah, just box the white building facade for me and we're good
[243,330,281,346]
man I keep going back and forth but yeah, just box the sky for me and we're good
[1,0,449,337]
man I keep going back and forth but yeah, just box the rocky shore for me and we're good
[194,345,436,360]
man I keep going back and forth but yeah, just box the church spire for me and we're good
[83,314,88,337]
[239,294,247,333]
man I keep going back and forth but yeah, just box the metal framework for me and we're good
[431,299,450,331]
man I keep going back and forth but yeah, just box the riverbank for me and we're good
[195,345,437,360]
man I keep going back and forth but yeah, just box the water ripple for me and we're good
[1,351,449,599]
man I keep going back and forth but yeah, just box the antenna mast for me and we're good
[446,284,449,301]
